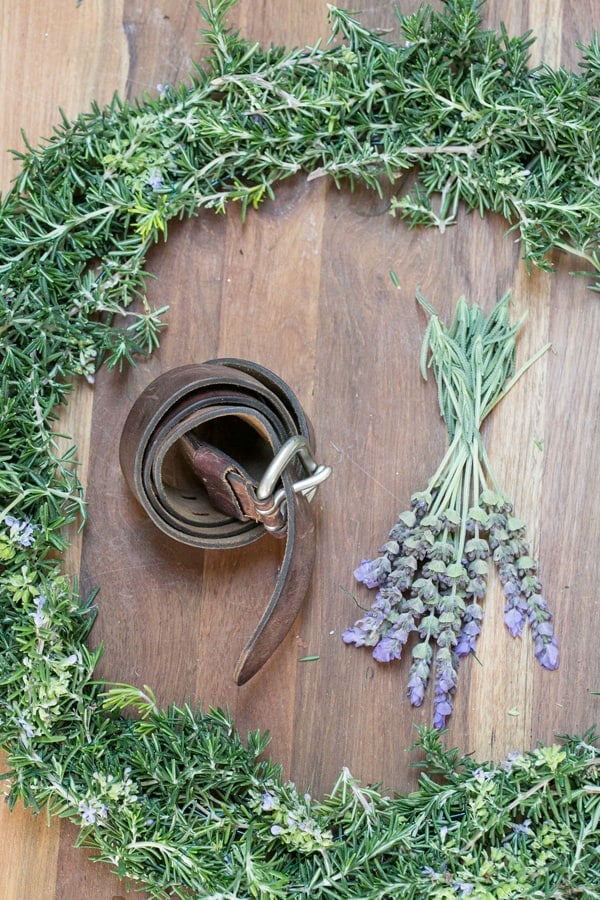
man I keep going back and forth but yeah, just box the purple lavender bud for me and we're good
[413,577,438,603]
[504,605,526,638]
[342,608,384,646]
[464,538,489,561]
[528,593,549,616]
[430,541,455,563]
[422,560,447,582]
[493,545,515,565]
[403,535,430,560]
[418,612,440,639]
[436,663,457,694]
[397,554,419,572]
[445,563,468,588]
[466,577,486,599]
[433,694,453,729]
[387,573,412,592]
[455,619,480,656]
[535,634,559,670]
[372,636,402,663]
[411,491,432,515]
[407,675,426,707]
[407,656,431,706]
[353,557,390,589]
[510,539,530,557]
[389,523,410,542]
[372,592,393,615]
[526,592,557,665]
[341,625,368,646]
[535,620,554,637]
[421,513,443,535]
[520,574,542,597]
[405,595,426,616]
[487,510,508,530]
[437,628,458,648]
[498,565,519,589]
[381,540,401,556]
[465,602,483,621]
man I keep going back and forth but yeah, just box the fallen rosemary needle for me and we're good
[343,291,557,727]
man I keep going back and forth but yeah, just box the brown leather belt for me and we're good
[118,358,330,685]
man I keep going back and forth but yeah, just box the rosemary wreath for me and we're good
[0,1,599,896]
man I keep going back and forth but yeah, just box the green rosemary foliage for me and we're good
[1,0,599,895]
[1,0,598,535]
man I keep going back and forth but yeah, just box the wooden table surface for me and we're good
[1,1,598,897]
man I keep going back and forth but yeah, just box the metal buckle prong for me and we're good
[256,436,331,518]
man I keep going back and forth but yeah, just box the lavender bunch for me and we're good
[343,292,557,728]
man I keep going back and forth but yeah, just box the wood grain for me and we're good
[1,1,598,897]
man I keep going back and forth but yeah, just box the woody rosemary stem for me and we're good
[344,291,557,728]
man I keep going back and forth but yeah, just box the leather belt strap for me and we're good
[118,358,330,685]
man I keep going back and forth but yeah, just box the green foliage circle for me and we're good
[0,2,599,896]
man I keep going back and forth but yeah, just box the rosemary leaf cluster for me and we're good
[344,292,557,728]
[0,0,598,895]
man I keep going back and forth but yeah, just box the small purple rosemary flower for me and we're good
[512,818,532,835]
[5,515,36,547]
[453,881,474,897]
[79,800,108,827]
[148,168,164,190]
[500,750,522,773]
[17,717,35,742]
[261,791,278,811]
[31,594,47,629]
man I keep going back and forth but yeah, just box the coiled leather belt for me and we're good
[119,358,331,685]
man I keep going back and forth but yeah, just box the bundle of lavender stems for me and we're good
[343,292,558,728]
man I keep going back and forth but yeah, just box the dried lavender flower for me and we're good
[343,292,558,727]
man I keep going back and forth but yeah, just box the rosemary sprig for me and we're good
[344,292,556,727]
